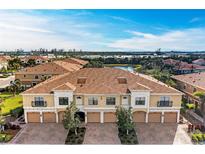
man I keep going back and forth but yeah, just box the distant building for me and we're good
[164,58,205,74]
[192,58,205,66]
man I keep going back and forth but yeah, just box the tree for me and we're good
[63,101,81,135]
[134,64,142,73]
[27,59,36,67]
[8,58,22,70]
[0,106,6,133]
[116,106,134,135]
[194,91,205,127]
[0,66,7,74]
[7,79,22,96]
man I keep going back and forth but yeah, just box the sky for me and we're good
[1,9,205,51]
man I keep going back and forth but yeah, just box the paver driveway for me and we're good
[83,123,121,144]
[135,123,192,144]
[11,123,67,144]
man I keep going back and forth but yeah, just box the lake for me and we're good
[113,66,134,73]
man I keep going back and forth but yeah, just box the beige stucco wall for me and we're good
[149,94,182,107]
[83,95,121,108]
[23,95,54,107]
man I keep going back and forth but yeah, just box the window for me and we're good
[59,97,69,105]
[135,97,145,105]
[33,97,46,107]
[158,96,172,107]
[88,97,98,105]
[24,75,26,78]
[35,75,38,79]
[106,97,116,105]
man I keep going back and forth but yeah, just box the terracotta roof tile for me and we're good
[23,68,181,94]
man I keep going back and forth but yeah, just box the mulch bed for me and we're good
[118,128,139,144]
[65,127,86,144]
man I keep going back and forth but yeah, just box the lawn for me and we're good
[0,92,13,99]
[0,95,23,116]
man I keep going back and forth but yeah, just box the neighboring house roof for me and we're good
[164,58,205,71]
[0,56,11,63]
[192,58,205,65]
[22,68,181,94]
[15,60,82,75]
[164,58,179,65]
[63,58,88,65]
[172,72,205,91]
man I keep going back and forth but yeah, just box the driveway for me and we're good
[83,123,121,144]
[11,123,67,144]
[135,123,192,144]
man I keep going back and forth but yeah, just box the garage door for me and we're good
[133,111,146,122]
[164,112,177,123]
[148,112,161,123]
[43,112,56,123]
[27,112,40,123]
[87,112,100,123]
[104,112,116,123]
[58,111,65,123]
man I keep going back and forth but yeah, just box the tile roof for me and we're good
[172,72,205,90]
[15,60,82,75]
[0,56,11,62]
[22,67,181,95]
[63,58,88,65]
[164,58,205,70]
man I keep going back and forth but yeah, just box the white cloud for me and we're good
[0,10,106,51]
[108,28,205,51]
[189,17,201,23]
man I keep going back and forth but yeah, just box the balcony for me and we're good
[157,101,173,107]
[31,101,47,107]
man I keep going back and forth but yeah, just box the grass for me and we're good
[0,95,23,116]
[105,64,130,67]
[0,92,13,99]
[65,127,86,144]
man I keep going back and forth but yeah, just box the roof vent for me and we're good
[77,77,87,84]
[117,77,127,84]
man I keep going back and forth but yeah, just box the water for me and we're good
[113,66,134,73]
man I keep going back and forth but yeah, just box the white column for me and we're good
[40,111,43,123]
[24,110,28,123]
[177,110,180,123]
[55,111,58,123]
[145,112,149,123]
[85,111,87,123]
[161,112,164,123]
[100,111,104,123]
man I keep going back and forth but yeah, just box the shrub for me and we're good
[10,106,23,118]
[180,108,186,114]
[195,133,203,142]
[186,103,195,109]
[191,134,198,143]
[203,134,205,141]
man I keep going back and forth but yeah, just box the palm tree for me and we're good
[194,91,205,127]
[8,79,22,96]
